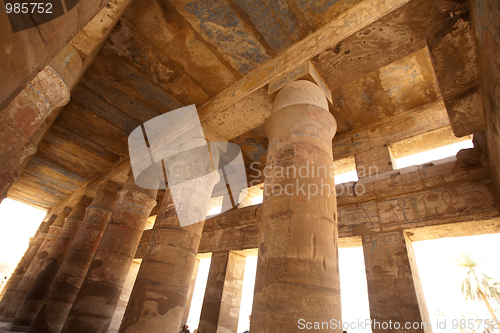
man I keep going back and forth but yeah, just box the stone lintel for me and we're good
[171,176,498,255]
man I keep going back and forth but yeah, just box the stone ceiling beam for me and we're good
[332,99,450,160]
[197,0,476,143]
[428,12,485,137]
[198,0,412,141]
[47,157,131,220]
[0,0,110,110]
[4,0,145,209]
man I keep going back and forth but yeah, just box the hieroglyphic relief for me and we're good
[339,182,497,232]
[378,182,494,225]
[338,201,380,230]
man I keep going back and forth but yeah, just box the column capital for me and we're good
[272,79,329,113]
[88,181,120,212]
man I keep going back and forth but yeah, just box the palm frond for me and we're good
[455,254,500,304]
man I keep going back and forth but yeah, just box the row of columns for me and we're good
[165,234,429,333]
[0,216,56,316]
[129,230,427,333]
[0,79,430,333]
[0,172,159,333]
[2,208,73,323]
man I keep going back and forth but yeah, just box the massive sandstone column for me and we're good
[107,260,142,333]
[197,251,246,333]
[251,80,340,332]
[26,182,119,333]
[1,210,72,322]
[9,198,91,330]
[118,176,219,333]
[118,120,221,333]
[362,231,431,333]
[0,45,82,203]
[0,216,54,316]
[54,174,158,333]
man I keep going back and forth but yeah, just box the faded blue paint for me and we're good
[31,176,79,195]
[21,176,70,198]
[361,91,372,104]
[237,0,301,53]
[40,148,102,180]
[35,183,67,198]
[295,0,344,24]
[241,138,267,161]
[30,156,88,184]
[101,57,184,112]
[82,72,160,123]
[56,111,128,157]
[24,168,82,193]
[73,87,141,134]
[51,124,120,162]
[13,195,55,209]
[185,0,270,74]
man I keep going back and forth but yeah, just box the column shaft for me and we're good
[26,184,119,333]
[362,231,431,333]
[107,260,142,333]
[1,219,66,321]
[10,201,89,330]
[251,80,340,332]
[0,235,44,316]
[117,189,205,333]
[0,216,55,317]
[56,178,157,333]
[198,251,245,333]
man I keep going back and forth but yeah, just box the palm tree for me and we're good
[456,253,500,331]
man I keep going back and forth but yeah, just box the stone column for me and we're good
[181,258,200,326]
[53,174,158,333]
[0,45,82,203]
[1,210,72,322]
[0,228,45,314]
[118,180,218,333]
[107,260,142,333]
[250,80,340,332]
[26,181,119,333]
[198,251,246,333]
[9,198,91,330]
[362,231,431,333]
[0,216,55,317]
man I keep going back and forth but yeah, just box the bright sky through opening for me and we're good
[394,139,474,169]
[0,199,46,277]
